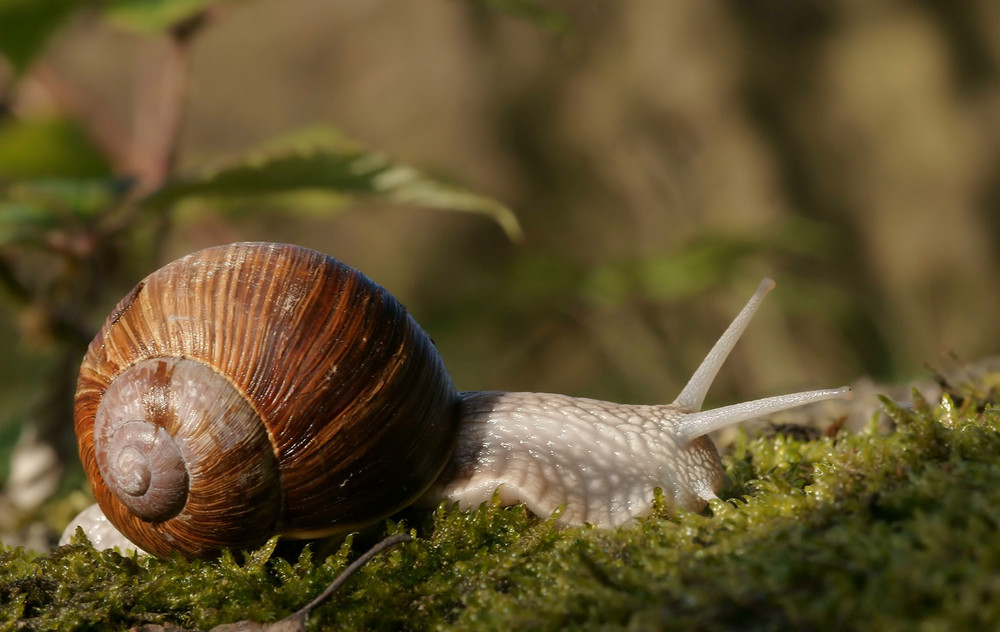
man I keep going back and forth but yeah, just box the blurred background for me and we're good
[1,0,999,543]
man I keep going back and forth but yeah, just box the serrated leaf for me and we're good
[145,128,523,242]
[0,0,80,74]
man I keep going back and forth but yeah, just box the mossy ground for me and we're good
[3,379,1000,631]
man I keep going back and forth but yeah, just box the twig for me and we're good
[295,533,413,617]
[130,30,191,194]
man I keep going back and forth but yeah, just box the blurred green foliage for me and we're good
[0,0,78,74]
[0,118,109,178]
[101,0,226,34]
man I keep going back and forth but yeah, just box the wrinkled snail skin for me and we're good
[63,243,851,558]
[426,391,728,527]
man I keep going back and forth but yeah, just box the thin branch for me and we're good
[24,9,217,198]
[290,534,413,623]
[130,9,216,196]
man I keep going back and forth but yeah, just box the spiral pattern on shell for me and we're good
[74,243,460,558]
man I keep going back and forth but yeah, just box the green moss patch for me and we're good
[3,382,1000,631]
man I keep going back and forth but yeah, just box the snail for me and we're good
[61,242,851,558]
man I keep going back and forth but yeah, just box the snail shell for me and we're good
[74,243,459,558]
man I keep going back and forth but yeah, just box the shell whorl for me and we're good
[90,356,279,546]
[95,402,188,521]
[74,243,460,557]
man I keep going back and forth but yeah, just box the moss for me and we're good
[3,379,1000,631]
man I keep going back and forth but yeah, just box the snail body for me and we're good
[63,242,850,557]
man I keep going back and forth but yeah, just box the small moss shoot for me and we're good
[3,379,1000,631]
